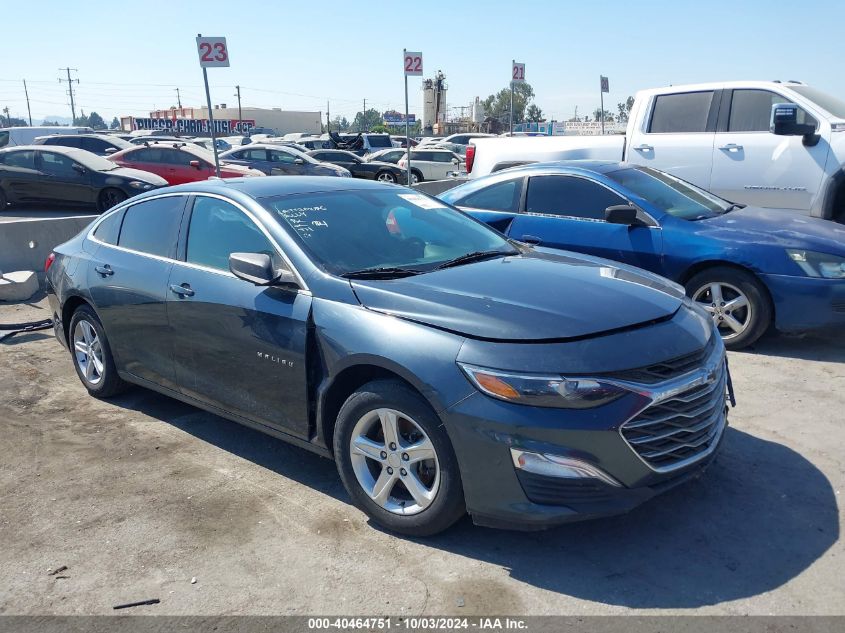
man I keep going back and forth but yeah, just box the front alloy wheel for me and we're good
[692,282,752,341]
[376,171,397,184]
[350,408,440,514]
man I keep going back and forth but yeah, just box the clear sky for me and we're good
[1,0,840,125]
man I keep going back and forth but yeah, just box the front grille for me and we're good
[621,363,727,471]
[602,335,717,384]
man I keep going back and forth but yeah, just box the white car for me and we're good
[0,126,93,148]
[467,80,845,222]
[398,149,464,183]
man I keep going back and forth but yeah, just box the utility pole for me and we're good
[2,107,10,127]
[58,67,79,123]
[175,88,182,109]
[234,85,243,134]
[509,60,514,137]
[22,80,32,126]
[326,100,330,132]
[363,98,367,131]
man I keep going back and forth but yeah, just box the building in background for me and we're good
[120,105,322,135]
[421,72,447,134]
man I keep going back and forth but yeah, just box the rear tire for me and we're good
[0,186,7,209]
[376,171,397,184]
[98,188,127,212]
[410,170,424,185]
[333,380,465,537]
[685,266,772,350]
[68,305,128,398]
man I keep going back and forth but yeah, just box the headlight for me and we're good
[458,363,627,409]
[128,181,153,190]
[787,249,845,279]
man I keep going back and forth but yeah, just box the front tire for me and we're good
[376,171,396,184]
[0,186,7,209]
[333,380,465,536]
[98,188,127,212]
[68,305,128,398]
[686,266,772,350]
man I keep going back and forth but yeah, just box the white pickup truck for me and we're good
[467,81,845,222]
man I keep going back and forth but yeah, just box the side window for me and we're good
[414,151,434,161]
[525,176,626,220]
[186,197,276,272]
[269,150,296,164]
[450,136,468,145]
[727,90,816,132]
[1,150,36,169]
[457,178,523,212]
[160,149,194,167]
[432,153,453,163]
[82,137,111,153]
[40,152,79,177]
[130,148,159,163]
[93,209,124,245]
[47,137,81,148]
[649,91,714,133]
[118,196,185,258]
[244,148,269,161]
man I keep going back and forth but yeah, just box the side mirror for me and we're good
[771,103,818,142]
[229,252,299,288]
[294,158,304,165]
[189,160,201,169]
[104,147,118,155]
[72,163,86,175]
[605,205,641,226]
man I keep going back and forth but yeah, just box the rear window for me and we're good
[0,150,36,168]
[366,135,393,148]
[118,196,185,258]
[93,209,124,245]
[649,91,714,133]
[46,136,83,148]
[455,178,523,212]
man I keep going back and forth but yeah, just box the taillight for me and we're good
[45,252,56,273]
[398,159,406,168]
[465,145,475,173]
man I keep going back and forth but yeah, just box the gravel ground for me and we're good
[0,296,842,615]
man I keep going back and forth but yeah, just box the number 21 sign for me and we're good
[512,62,525,84]
[196,36,230,68]
[404,51,423,76]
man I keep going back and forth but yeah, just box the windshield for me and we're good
[789,85,845,119]
[606,166,730,220]
[72,150,120,171]
[263,190,514,275]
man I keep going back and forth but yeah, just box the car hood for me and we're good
[105,166,168,185]
[350,250,685,341]
[695,207,845,255]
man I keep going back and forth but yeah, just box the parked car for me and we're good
[397,149,464,183]
[425,133,496,156]
[192,137,232,152]
[325,133,395,156]
[390,135,419,148]
[0,145,166,211]
[34,133,133,156]
[108,142,264,184]
[364,148,406,164]
[0,126,93,148]
[307,149,406,184]
[220,144,350,177]
[440,161,845,349]
[130,135,190,145]
[297,137,328,151]
[45,176,728,536]
[467,81,845,223]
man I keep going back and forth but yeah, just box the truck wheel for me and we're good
[68,305,128,398]
[685,267,772,350]
[333,380,465,537]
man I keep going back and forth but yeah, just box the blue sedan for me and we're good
[440,161,845,349]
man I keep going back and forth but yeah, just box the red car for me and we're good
[107,141,264,184]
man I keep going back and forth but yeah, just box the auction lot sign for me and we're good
[130,117,255,134]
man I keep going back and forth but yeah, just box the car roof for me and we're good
[0,144,85,156]
[156,175,393,200]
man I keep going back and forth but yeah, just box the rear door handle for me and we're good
[718,143,743,152]
[169,283,195,297]
[94,264,114,276]
[633,144,653,151]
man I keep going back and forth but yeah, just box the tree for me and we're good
[525,104,544,123]
[73,113,89,127]
[330,116,350,131]
[110,117,120,130]
[5,116,29,127]
[616,96,635,123]
[593,108,614,122]
[88,111,106,130]
[41,120,61,126]
[351,108,382,132]
[481,82,535,125]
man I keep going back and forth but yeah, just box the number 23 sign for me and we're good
[197,36,230,68]
[403,51,423,76]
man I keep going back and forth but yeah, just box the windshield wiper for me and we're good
[341,266,423,279]
[434,249,516,270]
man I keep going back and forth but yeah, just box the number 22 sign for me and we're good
[196,36,230,68]
[403,51,423,76]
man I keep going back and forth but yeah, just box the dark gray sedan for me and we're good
[220,144,350,177]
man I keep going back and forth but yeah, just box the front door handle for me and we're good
[633,144,653,151]
[169,283,195,297]
[718,143,744,152]
[94,264,114,276]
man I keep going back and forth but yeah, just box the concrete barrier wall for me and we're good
[0,215,96,273]
[412,178,468,196]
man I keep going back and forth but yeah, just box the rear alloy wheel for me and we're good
[410,170,423,185]
[376,171,397,184]
[686,267,772,350]
[68,305,128,398]
[334,380,465,536]
[98,188,127,212]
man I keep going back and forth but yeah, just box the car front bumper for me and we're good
[761,273,845,332]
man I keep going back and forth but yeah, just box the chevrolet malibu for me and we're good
[45,177,730,536]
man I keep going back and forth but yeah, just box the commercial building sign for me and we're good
[383,112,416,126]
[131,117,256,134]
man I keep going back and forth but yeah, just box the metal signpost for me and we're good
[403,50,423,186]
[196,34,230,177]
[511,61,525,136]
[600,75,610,135]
